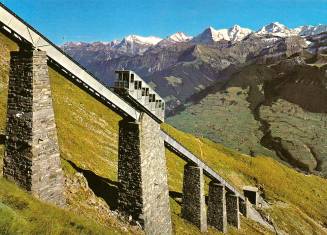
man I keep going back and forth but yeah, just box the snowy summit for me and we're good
[191,25,252,44]
[156,32,192,47]
[167,32,193,42]
[256,22,296,37]
[122,35,162,45]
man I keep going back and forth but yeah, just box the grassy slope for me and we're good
[50,66,121,181]
[163,124,327,234]
[166,85,275,157]
[1,32,327,234]
[0,178,120,235]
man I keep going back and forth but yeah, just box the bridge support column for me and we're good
[226,193,240,229]
[181,163,207,232]
[4,50,65,207]
[239,198,250,218]
[117,113,172,235]
[207,182,227,233]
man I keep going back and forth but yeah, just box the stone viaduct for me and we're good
[0,3,262,234]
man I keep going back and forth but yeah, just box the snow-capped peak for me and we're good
[192,25,252,44]
[212,27,230,42]
[122,35,162,45]
[228,25,253,42]
[155,32,192,47]
[110,40,121,46]
[112,35,162,56]
[168,32,192,42]
[257,22,296,37]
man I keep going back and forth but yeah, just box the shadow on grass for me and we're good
[169,191,183,206]
[0,134,5,145]
[67,160,119,210]
[169,191,210,206]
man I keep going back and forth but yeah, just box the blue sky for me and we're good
[1,0,327,44]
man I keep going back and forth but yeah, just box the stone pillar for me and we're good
[239,198,250,218]
[226,193,240,229]
[4,50,65,207]
[243,186,258,206]
[207,181,227,233]
[117,113,172,235]
[181,163,207,232]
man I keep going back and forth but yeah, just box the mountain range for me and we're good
[61,22,318,109]
[62,22,327,56]
[61,22,327,178]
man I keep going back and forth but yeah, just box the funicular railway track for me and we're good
[0,2,248,206]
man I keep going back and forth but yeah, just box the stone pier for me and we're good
[117,113,172,235]
[243,186,259,206]
[181,163,207,232]
[207,181,227,233]
[226,193,240,229]
[239,198,250,218]
[4,50,65,207]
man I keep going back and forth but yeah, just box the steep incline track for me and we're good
[161,131,245,199]
[0,3,246,201]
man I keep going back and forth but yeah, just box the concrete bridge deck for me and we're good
[0,2,245,202]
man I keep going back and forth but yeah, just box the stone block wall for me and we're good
[117,113,172,235]
[4,50,65,207]
[207,182,227,233]
[239,198,250,218]
[181,163,207,232]
[226,193,240,229]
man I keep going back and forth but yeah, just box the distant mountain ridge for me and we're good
[295,24,327,36]
[61,22,327,111]
[61,22,327,71]
[190,25,253,44]
[62,22,327,53]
